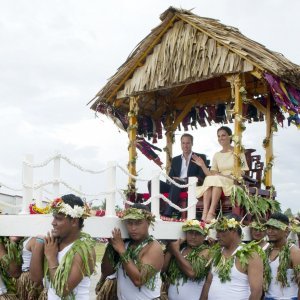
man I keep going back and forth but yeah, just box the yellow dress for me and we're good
[196,151,248,197]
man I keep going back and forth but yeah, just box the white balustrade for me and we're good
[187,176,197,220]
[150,170,161,219]
[105,161,116,216]
[20,154,34,214]
[53,153,60,198]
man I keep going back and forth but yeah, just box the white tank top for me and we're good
[168,278,205,300]
[168,247,205,300]
[48,243,91,300]
[0,274,7,296]
[208,246,250,300]
[117,242,162,300]
[22,237,32,272]
[265,245,298,299]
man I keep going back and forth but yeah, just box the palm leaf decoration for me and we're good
[230,185,280,219]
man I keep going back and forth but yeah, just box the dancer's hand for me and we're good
[167,238,185,254]
[110,228,126,255]
[44,232,58,262]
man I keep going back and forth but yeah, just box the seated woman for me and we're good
[192,126,248,223]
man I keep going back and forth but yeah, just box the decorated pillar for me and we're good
[127,96,138,191]
[264,95,274,187]
[164,114,173,174]
[233,74,243,180]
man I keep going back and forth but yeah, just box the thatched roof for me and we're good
[90,7,300,113]
[91,7,300,129]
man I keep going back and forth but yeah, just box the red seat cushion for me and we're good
[142,192,188,200]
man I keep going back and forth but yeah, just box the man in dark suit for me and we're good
[148,133,207,218]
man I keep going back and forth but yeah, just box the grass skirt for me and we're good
[96,278,117,300]
[37,288,48,300]
[0,294,18,300]
[16,271,43,300]
[160,281,169,300]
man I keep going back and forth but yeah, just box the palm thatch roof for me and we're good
[90,7,300,128]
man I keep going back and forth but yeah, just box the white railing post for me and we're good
[20,154,34,214]
[187,176,197,220]
[105,161,116,216]
[151,170,160,219]
[36,180,43,207]
[53,153,60,198]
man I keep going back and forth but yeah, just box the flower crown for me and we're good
[50,198,90,219]
[249,221,267,231]
[182,219,208,235]
[290,218,300,234]
[265,218,289,231]
[213,217,241,231]
[121,207,155,225]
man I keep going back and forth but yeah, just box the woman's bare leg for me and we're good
[206,187,222,222]
[201,188,212,221]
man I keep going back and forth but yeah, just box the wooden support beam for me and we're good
[128,97,138,188]
[171,99,198,131]
[172,82,268,110]
[233,74,243,179]
[250,69,263,79]
[265,95,273,187]
[249,98,267,115]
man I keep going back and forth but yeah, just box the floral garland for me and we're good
[262,155,275,186]
[265,218,288,231]
[166,244,209,286]
[45,232,96,299]
[121,207,156,226]
[127,98,139,195]
[29,203,51,214]
[182,219,208,235]
[211,217,240,232]
[50,198,90,219]
[265,242,293,288]
[249,221,267,232]
[290,218,300,234]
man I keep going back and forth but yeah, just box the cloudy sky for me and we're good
[0,0,299,213]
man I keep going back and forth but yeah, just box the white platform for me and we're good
[0,214,257,240]
[0,215,185,239]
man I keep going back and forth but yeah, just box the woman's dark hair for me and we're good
[61,194,85,229]
[269,212,289,225]
[217,126,233,143]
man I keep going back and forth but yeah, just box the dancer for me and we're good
[30,194,96,299]
[163,219,210,300]
[101,204,163,299]
[0,236,22,299]
[265,213,300,299]
[201,215,263,300]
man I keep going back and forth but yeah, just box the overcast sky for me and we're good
[0,0,299,213]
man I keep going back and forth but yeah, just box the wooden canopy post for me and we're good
[233,74,243,179]
[128,96,138,189]
[165,115,173,174]
[264,95,273,187]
